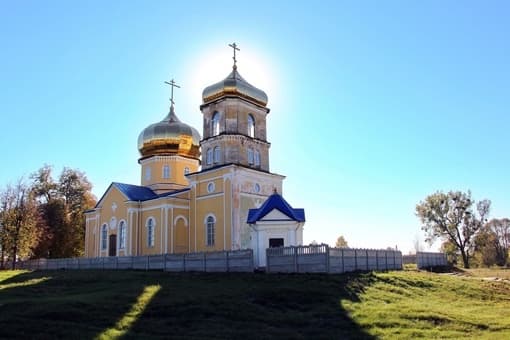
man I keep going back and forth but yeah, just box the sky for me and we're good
[1,1,509,254]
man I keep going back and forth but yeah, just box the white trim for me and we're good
[204,213,217,247]
[160,208,163,253]
[196,192,224,200]
[118,219,127,250]
[145,216,156,248]
[139,155,199,165]
[129,211,133,256]
[173,215,189,226]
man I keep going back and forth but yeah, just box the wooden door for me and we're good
[109,235,117,256]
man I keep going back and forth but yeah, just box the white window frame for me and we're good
[146,217,156,247]
[211,112,220,136]
[162,165,170,179]
[254,150,260,167]
[145,167,151,181]
[101,224,108,250]
[205,215,216,247]
[118,220,127,249]
[214,146,221,163]
[248,114,255,138]
[206,149,213,165]
[248,148,254,165]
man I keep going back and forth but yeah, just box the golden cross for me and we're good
[228,42,240,68]
[164,78,180,105]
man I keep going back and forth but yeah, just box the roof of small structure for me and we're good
[247,191,305,224]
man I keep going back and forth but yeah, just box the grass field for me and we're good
[0,268,509,339]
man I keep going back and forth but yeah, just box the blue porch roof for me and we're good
[247,191,305,224]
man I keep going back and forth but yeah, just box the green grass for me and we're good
[0,269,509,339]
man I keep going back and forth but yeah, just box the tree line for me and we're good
[0,165,96,269]
[416,190,509,268]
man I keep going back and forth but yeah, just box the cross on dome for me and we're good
[164,78,181,106]
[228,42,240,70]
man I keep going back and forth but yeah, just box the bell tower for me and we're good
[199,43,271,172]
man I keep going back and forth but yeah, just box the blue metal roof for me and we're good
[112,182,157,201]
[247,191,305,224]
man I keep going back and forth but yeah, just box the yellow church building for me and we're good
[84,45,305,267]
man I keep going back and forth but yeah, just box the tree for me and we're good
[31,166,96,258]
[416,190,490,268]
[475,218,510,266]
[0,180,39,269]
[335,235,349,248]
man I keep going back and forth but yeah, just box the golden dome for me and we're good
[138,106,201,160]
[202,67,268,107]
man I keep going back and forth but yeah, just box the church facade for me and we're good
[84,48,305,267]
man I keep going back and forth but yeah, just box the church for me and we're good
[84,44,305,267]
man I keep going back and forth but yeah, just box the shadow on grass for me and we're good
[0,270,378,339]
[120,271,377,339]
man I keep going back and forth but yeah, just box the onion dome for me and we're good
[137,105,201,160]
[202,67,268,107]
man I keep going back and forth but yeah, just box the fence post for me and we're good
[164,254,167,272]
[375,250,379,270]
[204,252,207,272]
[146,256,149,271]
[326,245,330,273]
[294,246,298,272]
[226,251,230,272]
[183,254,186,272]
[341,248,345,273]
[354,249,358,270]
[102,257,105,270]
[266,248,270,272]
[366,249,369,270]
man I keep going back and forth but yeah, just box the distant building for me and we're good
[84,46,305,267]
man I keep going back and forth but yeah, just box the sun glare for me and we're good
[184,43,281,108]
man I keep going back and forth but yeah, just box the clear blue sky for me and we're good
[1,1,509,253]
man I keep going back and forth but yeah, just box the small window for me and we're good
[206,149,213,165]
[214,146,221,163]
[207,182,215,193]
[101,224,108,250]
[248,114,255,138]
[119,221,126,249]
[184,167,190,175]
[206,216,215,246]
[254,150,260,167]
[211,112,220,136]
[248,149,254,165]
[254,183,260,193]
[147,218,155,247]
[145,167,151,181]
[162,165,170,179]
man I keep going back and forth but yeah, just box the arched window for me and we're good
[206,149,213,165]
[214,146,221,163]
[147,218,155,247]
[184,167,190,175]
[206,216,215,246]
[247,114,255,138]
[101,224,108,250]
[248,148,254,165]
[162,165,170,179]
[211,112,220,136]
[119,221,126,249]
[254,150,260,167]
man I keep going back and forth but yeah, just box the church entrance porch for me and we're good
[109,235,117,256]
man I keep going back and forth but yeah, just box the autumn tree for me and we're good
[31,166,96,258]
[475,218,510,266]
[0,180,39,269]
[416,190,490,268]
[335,235,349,248]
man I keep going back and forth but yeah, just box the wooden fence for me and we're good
[266,245,402,273]
[416,252,448,269]
[15,249,254,273]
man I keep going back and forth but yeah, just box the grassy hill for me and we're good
[0,268,509,339]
